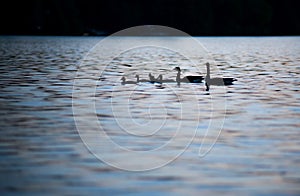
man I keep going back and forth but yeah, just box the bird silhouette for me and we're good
[121,76,136,85]
[148,73,165,84]
[205,62,237,91]
[135,75,148,83]
[148,73,155,82]
[174,67,204,84]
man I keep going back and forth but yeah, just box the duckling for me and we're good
[135,75,148,83]
[121,76,136,85]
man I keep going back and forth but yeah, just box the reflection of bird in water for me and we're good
[205,62,237,91]
[174,67,204,84]
[121,76,136,85]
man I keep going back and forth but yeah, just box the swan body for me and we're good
[183,76,204,83]
[205,77,237,85]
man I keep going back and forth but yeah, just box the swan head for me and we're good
[206,62,210,68]
[174,67,181,72]
[121,76,125,81]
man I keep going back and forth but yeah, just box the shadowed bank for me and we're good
[0,0,299,36]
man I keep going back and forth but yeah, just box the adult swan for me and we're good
[205,63,237,91]
[174,67,204,85]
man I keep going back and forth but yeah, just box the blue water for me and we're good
[0,36,299,195]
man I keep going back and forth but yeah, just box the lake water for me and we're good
[0,36,299,195]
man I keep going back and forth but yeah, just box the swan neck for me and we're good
[206,65,210,78]
[176,70,181,82]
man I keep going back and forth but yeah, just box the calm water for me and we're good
[0,36,300,195]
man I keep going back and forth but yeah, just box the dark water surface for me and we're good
[0,36,299,195]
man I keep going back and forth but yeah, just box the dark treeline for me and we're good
[1,0,299,36]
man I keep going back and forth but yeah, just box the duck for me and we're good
[174,67,204,84]
[205,62,237,90]
[121,76,136,85]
